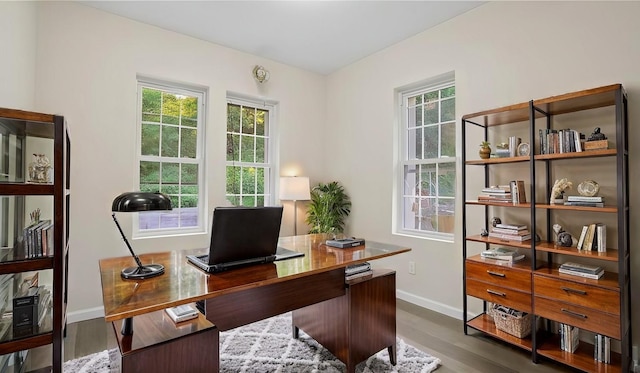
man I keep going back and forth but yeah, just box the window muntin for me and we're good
[225,99,274,207]
[399,83,456,239]
[136,81,205,235]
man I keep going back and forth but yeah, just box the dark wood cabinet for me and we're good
[0,108,70,372]
[462,84,630,373]
[292,269,397,373]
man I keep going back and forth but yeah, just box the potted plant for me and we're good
[305,181,351,234]
[479,141,491,159]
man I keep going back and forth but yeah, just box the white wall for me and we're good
[326,1,640,346]
[32,2,327,320]
[0,2,37,110]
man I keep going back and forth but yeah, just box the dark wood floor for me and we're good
[28,299,577,372]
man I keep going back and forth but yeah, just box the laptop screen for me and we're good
[207,206,283,265]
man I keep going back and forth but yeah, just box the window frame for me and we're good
[395,77,456,242]
[225,95,277,207]
[133,77,207,238]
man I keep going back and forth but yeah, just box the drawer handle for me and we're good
[561,287,587,295]
[487,270,506,278]
[561,308,587,319]
[487,289,506,297]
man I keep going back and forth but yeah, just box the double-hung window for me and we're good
[136,79,206,236]
[397,79,456,240]
[225,97,275,207]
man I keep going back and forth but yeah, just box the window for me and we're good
[397,79,456,240]
[136,79,206,236]
[225,97,275,207]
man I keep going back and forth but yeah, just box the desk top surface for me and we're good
[99,234,411,321]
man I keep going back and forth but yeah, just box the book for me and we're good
[563,201,604,208]
[583,223,597,251]
[345,262,371,276]
[559,268,604,279]
[488,232,531,241]
[325,238,365,248]
[165,305,198,323]
[481,248,525,262]
[595,223,606,252]
[560,261,603,274]
[494,224,528,231]
[481,186,510,193]
[490,227,530,235]
[510,180,526,203]
[576,225,588,250]
[567,196,603,202]
[345,270,373,281]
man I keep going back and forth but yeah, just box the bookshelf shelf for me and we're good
[462,84,630,373]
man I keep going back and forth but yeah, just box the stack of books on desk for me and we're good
[559,262,604,279]
[345,262,372,281]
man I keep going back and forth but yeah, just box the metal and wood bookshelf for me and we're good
[461,84,630,373]
[0,108,70,372]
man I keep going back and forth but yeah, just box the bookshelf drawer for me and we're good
[534,296,620,339]
[466,260,531,292]
[467,279,532,313]
[533,275,620,315]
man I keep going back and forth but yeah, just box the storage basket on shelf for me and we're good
[488,304,532,338]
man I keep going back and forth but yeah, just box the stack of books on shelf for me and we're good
[12,284,52,335]
[488,224,531,242]
[345,262,372,281]
[594,334,611,364]
[21,219,54,258]
[478,185,512,203]
[564,195,604,208]
[559,323,580,353]
[576,223,606,252]
[540,128,584,154]
[480,247,524,263]
[559,262,604,279]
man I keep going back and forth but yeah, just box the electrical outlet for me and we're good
[409,261,416,275]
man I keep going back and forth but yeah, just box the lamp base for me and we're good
[121,264,165,280]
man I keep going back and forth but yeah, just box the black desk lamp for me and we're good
[111,192,172,280]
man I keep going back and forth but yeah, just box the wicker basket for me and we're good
[489,305,532,338]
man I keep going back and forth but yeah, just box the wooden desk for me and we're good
[99,234,410,372]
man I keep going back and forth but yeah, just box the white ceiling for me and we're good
[82,1,484,75]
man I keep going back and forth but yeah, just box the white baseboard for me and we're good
[397,290,463,320]
[67,306,104,324]
[68,292,463,325]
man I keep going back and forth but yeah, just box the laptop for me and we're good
[187,206,304,273]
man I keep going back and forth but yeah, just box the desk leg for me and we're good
[121,317,133,335]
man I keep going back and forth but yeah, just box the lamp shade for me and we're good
[279,177,311,201]
[112,192,173,212]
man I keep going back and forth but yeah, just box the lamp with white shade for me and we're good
[279,176,311,235]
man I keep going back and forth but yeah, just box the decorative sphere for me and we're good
[557,232,573,247]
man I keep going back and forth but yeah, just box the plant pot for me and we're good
[479,147,491,159]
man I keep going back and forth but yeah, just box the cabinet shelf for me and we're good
[534,268,620,291]
[0,257,54,275]
[466,313,533,351]
[537,334,621,373]
[462,84,630,372]
[0,183,54,195]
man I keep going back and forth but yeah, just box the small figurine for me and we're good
[550,178,572,204]
[587,127,607,141]
[28,154,51,183]
[480,228,489,237]
[491,217,501,227]
[553,223,574,247]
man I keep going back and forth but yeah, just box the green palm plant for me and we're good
[305,181,351,234]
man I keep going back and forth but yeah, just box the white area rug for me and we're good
[64,313,440,373]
